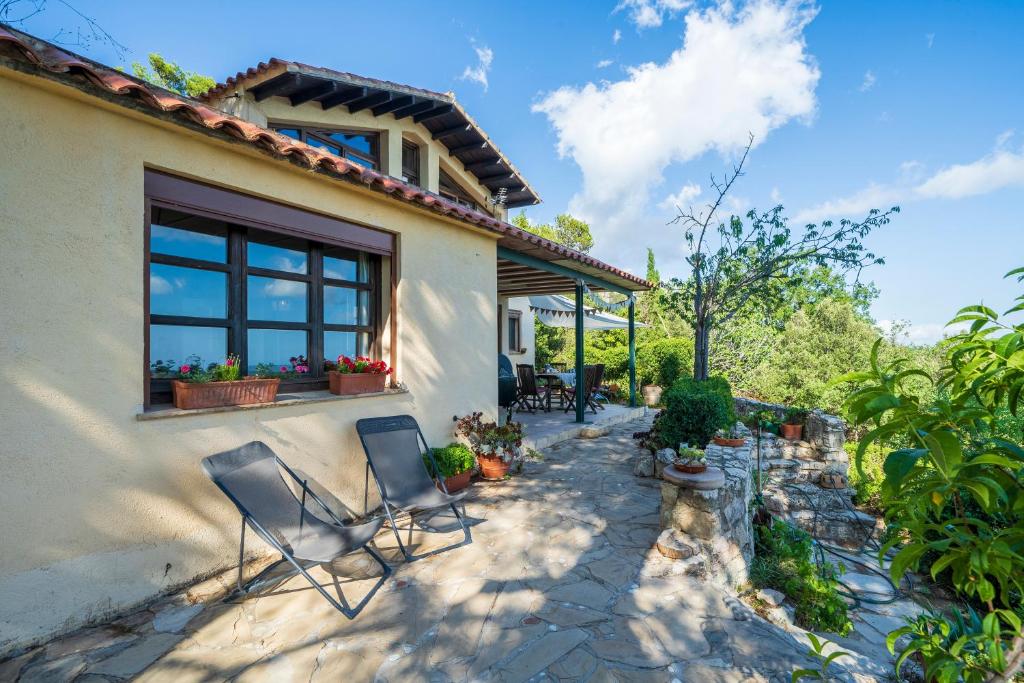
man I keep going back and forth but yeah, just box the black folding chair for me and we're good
[564,364,602,414]
[202,441,391,619]
[514,364,549,413]
[356,415,472,562]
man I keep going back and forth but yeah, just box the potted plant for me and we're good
[781,407,807,441]
[454,413,525,480]
[425,443,476,493]
[328,355,391,395]
[712,424,747,447]
[165,354,280,410]
[675,446,707,474]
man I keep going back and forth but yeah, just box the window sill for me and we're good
[136,387,408,421]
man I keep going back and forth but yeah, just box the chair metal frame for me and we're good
[356,415,472,563]
[205,448,392,619]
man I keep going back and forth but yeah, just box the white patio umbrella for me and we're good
[528,295,646,330]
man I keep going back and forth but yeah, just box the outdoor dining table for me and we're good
[536,370,575,410]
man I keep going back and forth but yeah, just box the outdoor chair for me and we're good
[202,441,391,619]
[514,363,549,413]
[563,364,603,414]
[356,415,472,562]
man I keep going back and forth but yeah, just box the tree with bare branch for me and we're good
[668,134,899,381]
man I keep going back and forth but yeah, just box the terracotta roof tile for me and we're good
[0,25,649,291]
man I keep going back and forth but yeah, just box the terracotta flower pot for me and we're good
[713,437,747,447]
[780,423,803,441]
[675,461,707,474]
[441,470,472,493]
[172,378,279,410]
[328,371,387,395]
[641,385,663,407]
[477,454,510,480]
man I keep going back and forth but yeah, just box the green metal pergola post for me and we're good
[628,298,636,408]
[575,280,585,424]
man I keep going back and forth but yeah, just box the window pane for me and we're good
[346,155,376,170]
[150,325,226,373]
[328,131,374,155]
[150,264,227,318]
[247,276,307,322]
[325,286,369,325]
[248,238,308,274]
[150,223,227,263]
[325,331,370,362]
[323,248,369,282]
[306,137,341,156]
[275,127,301,140]
[248,329,307,374]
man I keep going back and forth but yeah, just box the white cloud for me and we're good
[660,182,701,210]
[596,59,614,69]
[770,186,782,203]
[878,319,966,346]
[613,29,622,44]
[460,42,493,92]
[859,69,876,92]
[796,135,1024,221]
[533,1,820,270]
[616,0,694,29]
[926,33,935,48]
[150,275,173,295]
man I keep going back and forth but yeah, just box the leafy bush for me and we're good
[637,338,694,388]
[751,520,852,635]
[425,443,475,478]
[659,376,735,449]
[632,410,669,453]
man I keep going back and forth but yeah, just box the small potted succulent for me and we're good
[675,446,707,474]
[161,354,280,410]
[713,424,747,447]
[781,407,808,441]
[454,413,525,480]
[328,355,391,395]
[425,443,476,493]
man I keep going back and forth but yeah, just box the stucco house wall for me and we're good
[0,69,498,653]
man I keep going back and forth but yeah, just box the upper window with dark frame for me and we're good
[272,125,379,170]
[402,141,421,187]
[147,205,379,406]
[508,309,522,353]
[439,169,480,211]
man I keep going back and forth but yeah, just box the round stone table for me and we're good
[661,464,725,490]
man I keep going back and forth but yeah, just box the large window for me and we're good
[147,204,379,406]
[271,125,379,170]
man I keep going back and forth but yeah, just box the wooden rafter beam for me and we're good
[447,141,488,156]
[289,81,336,106]
[371,94,414,116]
[413,103,453,123]
[393,100,435,120]
[433,123,472,140]
[347,91,391,113]
[252,74,302,102]
[320,85,367,110]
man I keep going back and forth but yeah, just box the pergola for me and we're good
[497,239,651,423]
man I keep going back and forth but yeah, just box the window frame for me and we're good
[144,194,384,408]
[401,140,421,187]
[439,169,480,211]
[508,309,523,353]
[270,124,380,170]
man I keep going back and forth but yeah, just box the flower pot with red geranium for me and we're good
[454,412,526,480]
[327,355,391,395]
[781,407,807,441]
[160,354,280,410]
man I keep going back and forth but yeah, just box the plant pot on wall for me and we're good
[712,437,747,447]
[328,371,387,396]
[477,454,510,480]
[641,385,663,407]
[172,378,279,410]
[780,423,803,441]
[675,461,707,474]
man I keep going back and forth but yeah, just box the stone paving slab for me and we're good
[2,416,908,682]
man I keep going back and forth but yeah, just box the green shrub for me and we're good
[659,376,735,448]
[425,443,475,478]
[751,520,852,635]
[637,338,694,387]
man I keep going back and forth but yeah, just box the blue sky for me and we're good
[16,0,1024,343]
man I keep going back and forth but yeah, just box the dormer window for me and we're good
[271,125,379,170]
[439,170,479,211]
[402,141,420,187]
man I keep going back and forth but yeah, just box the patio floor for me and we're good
[515,403,647,450]
[1,418,897,682]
